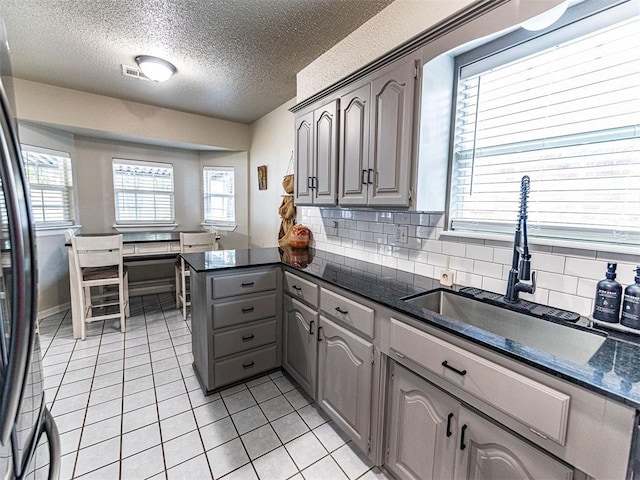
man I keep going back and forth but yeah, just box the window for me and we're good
[203,166,235,225]
[21,145,75,227]
[449,2,640,247]
[113,159,174,224]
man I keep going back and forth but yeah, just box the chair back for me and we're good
[180,232,218,254]
[72,235,124,270]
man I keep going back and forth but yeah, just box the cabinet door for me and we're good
[283,295,317,398]
[369,56,416,207]
[454,407,573,480]
[339,83,370,206]
[294,111,314,205]
[317,315,373,454]
[313,99,338,205]
[386,363,458,480]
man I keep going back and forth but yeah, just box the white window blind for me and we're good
[113,159,174,224]
[203,166,235,225]
[21,145,75,226]
[450,12,640,247]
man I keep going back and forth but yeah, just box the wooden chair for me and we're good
[175,232,218,319]
[70,234,129,340]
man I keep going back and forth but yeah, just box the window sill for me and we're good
[35,225,80,237]
[113,224,178,233]
[439,230,640,257]
[201,223,237,233]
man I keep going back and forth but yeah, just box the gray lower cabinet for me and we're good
[283,295,317,398]
[191,266,281,393]
[386,362,458,480]
[317,315,374,455]
[386,362,573,480]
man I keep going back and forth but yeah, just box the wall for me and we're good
[296,0,474,100]
[200,151,250,249]
[299,208,639,318]
[74,136,201,233]
[18,123,76,317]
[13,78,250,151]
[248,99,296,248]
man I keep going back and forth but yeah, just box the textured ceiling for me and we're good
[0,0,394,124]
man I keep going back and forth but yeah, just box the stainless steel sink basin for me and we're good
[404,290,606,365]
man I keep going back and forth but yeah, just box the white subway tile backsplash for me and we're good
[473,261,503,279]
[548,291,592,317]
[305,207,639,316]
[449,256,473,272]
[564,257,606,280]
[442,242,466,258]
[482,277,507,294]
[492,248,512,266]
[466,245,493,262]
[422,240,442,254]
[428,253,448,268]
[415,263,435,278]
[537,272,578,295]
[533,252,566,274]
[577,278,597,299]
[397,258,415,273]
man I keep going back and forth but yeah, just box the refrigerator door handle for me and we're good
[0,86,38,445]
[42,408,61,480]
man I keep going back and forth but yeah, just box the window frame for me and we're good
[202,165,236,228]
[445,0,640,249]
[21,144,76,229]
[112,158,176,227]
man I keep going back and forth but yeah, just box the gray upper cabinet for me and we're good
[294,111,313,204]
[339,82,371,206]
[338,56,416,207]
[368,56,416,207]
[294,99,338,206]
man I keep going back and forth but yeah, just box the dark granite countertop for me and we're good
[182,247,640,409]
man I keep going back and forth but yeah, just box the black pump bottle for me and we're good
[593,262,622,323]
[621,266,640,329]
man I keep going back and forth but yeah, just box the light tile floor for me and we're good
[37,292,391,480]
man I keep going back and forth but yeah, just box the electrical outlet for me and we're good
[440,270,455,287]
[394,225,408,244]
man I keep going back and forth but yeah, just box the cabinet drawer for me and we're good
[212,269,277,299]
[214,344,277,388]
[390,318,570,445]
[284,271,318,308]
[213,293,277,329]
[135,242,170,254]
[214,319,277,358]
[321,288,374,338]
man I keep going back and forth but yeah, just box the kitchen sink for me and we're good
[403,290,607,365]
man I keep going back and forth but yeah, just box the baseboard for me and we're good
[37,302,71,321]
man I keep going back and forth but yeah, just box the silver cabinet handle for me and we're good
[0,89,38,444]
[43,408,61,480]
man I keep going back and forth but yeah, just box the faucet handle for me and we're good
[530,270,537,293]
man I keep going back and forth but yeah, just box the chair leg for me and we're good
[175,266,181,309]
[119,281,126,333]
[181,271,188,320]
[79,285,88,340]
[124,271,130,318]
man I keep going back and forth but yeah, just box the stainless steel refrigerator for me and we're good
[0,20,61,480]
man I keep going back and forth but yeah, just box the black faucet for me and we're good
[505,175,537,303]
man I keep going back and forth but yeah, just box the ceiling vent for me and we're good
[121,64,151,82]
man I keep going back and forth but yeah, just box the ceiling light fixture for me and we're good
[135,55,176,82]
[521,2,569,31]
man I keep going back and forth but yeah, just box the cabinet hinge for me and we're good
[386,447,390,460]
[414,59,420,79]
[371,349,375,365]
[368,438,371,452]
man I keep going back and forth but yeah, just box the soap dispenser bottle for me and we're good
[593,262,622,323]
[621,266,640,329]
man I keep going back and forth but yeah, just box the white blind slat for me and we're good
[451,13,640,246]
[113,159,175,224]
